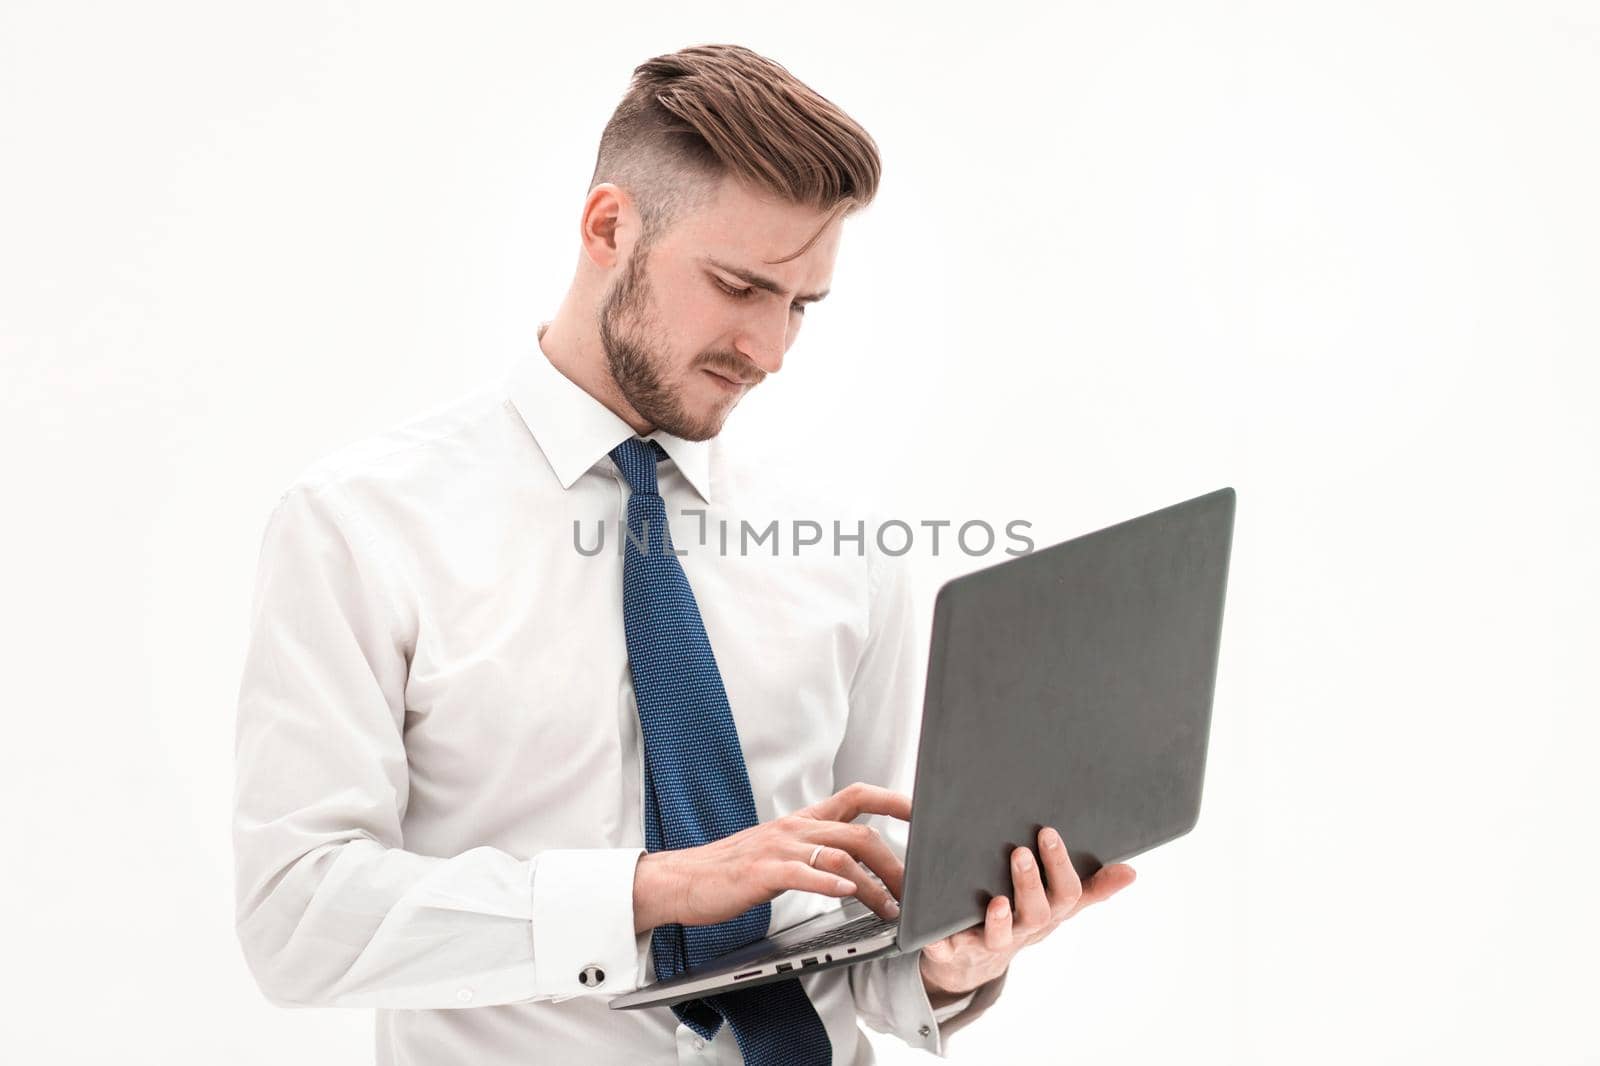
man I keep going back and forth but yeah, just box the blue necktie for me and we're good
[610,437,833,1065]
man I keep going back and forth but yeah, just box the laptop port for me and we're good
[801,957,818,967]
[734,970,762,980]
[776,963,793,973]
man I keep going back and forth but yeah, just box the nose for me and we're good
[732,307,791,376]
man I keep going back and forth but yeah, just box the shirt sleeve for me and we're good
[832,529,1008,1055]
[232,480,645,1009]
[930,988,978,1022]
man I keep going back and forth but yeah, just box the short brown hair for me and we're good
[589,44,881,263]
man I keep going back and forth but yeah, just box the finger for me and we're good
[1070,863,1137,916]
[767,859,861,903]
[983,894,1012,953]
[807,846,902,920]
[1011,845,1051,933]
[802,782,913,825]
[803,821,907,901]
[1037,827,1083,920]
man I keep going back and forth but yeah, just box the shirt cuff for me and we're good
[528,848,646,1000]
[883,951,952,1054]
[898,951,1008,1056]
[930,988,978,1022]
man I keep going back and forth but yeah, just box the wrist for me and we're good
[632,852,658,933]
[918,953,973,1004]
[632,850,674,933]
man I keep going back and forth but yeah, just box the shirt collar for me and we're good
[504,324,715,504]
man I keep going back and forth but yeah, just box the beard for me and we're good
[596,243,736,443]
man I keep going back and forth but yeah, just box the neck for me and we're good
[537,310,654,436]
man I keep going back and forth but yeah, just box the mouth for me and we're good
[702,368,752,392]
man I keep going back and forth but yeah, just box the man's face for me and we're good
[597,175,842,441]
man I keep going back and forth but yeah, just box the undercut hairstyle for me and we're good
[589,43,881,263]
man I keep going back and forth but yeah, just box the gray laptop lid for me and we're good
[896,487,1235,951]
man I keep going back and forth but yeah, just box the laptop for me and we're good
[609,486,1236,1011]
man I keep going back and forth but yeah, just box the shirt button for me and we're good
[693,1037,706,1050]
[456,988,473,1002]
[918,1024,932,1038]
[578,964,607,988]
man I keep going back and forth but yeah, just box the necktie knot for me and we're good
[609,437,667,496]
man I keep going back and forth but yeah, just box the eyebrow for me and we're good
[702,256,831,304]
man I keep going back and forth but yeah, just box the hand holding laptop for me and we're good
[918,827,1137,1000]
[628,774,1138,1003]
[631,781,912,934]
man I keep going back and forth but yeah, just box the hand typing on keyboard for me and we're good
[631,781,909,933]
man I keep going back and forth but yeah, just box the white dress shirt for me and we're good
[232,328,1005,1065]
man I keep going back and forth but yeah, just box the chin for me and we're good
[677,418,726,443]
[677,406,733,442]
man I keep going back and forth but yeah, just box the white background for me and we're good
[3,2,1596,1063]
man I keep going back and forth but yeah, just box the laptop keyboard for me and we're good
[777,911,898,957]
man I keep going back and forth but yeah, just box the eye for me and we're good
[716,276,807,316]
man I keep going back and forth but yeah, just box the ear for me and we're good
[579,182,636,270]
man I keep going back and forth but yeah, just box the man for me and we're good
[232,43,1135,1065]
